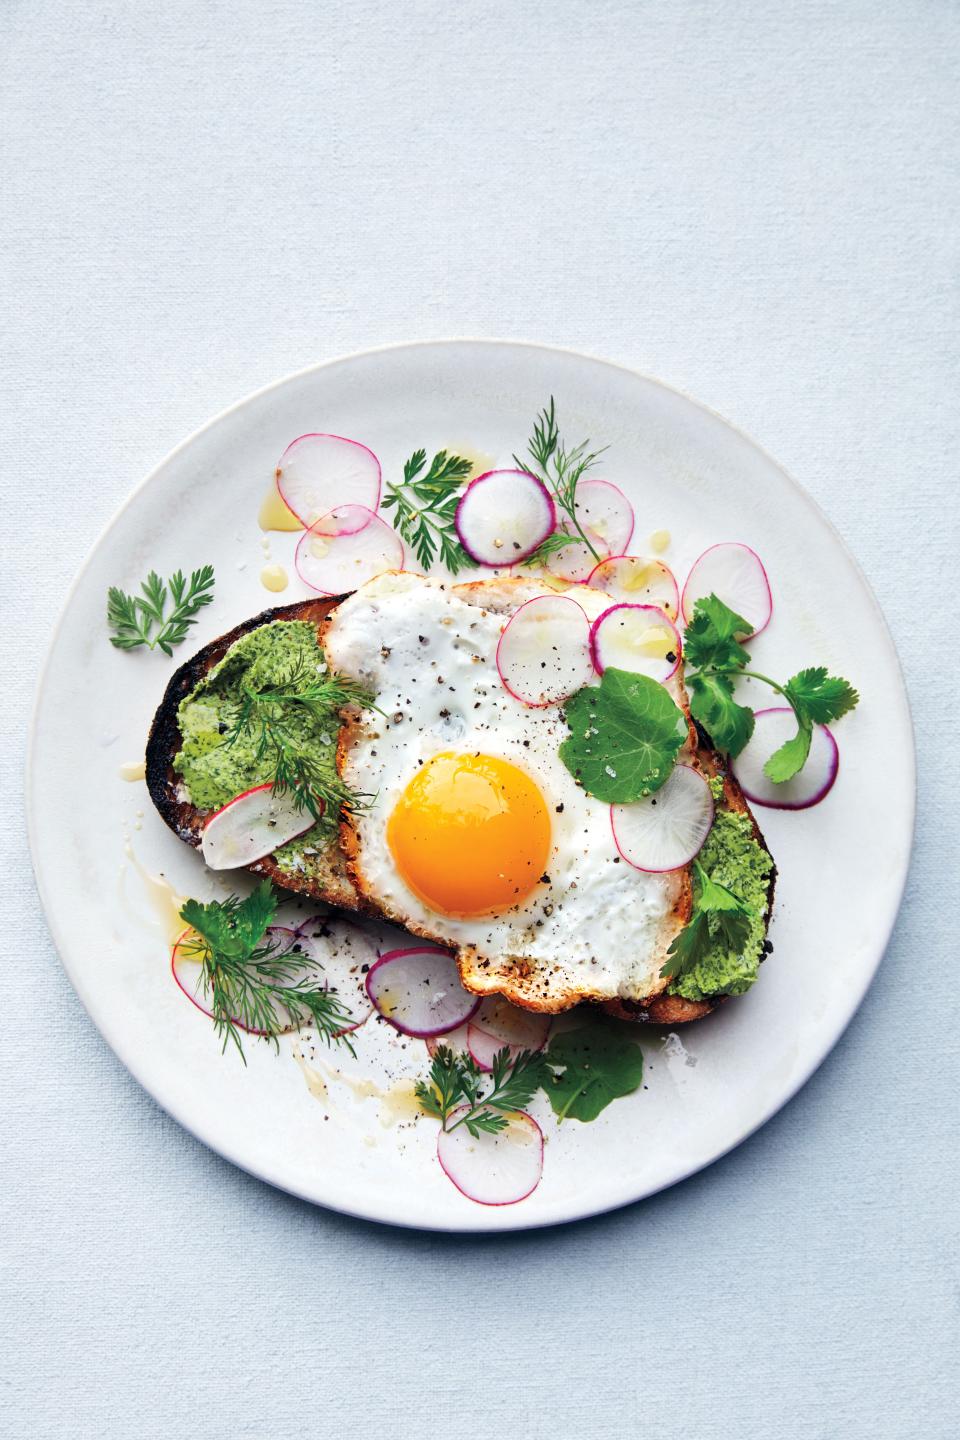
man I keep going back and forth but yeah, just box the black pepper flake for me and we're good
[540,873,551,884]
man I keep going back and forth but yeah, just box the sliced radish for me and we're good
[285,915,377,1034]
[365,946,480,1038]
[276,433,381,527]
[437,1108,543,1205]
[172,923,300,1032]
[496,593,595,707]
[574,479,634,553]
[544,525,610,582]
[426,1023,472,1058]
[589,603,681,683]
[681,542,772,637]
[588,554,679,620]
[467,998,552,1071]
[454,470,556,565]
[200,784,316,869]
[731,707,839,809]
[611,764,714,872]
[295,505,403,594]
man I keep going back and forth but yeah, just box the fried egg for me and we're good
[322,572,689,1011]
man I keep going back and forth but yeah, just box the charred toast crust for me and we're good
[144,595,367,911]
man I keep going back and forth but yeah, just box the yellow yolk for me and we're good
[386,752,551,918]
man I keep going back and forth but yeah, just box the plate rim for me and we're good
[26,337,917,1232]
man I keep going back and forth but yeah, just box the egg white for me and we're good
[322,572,685,1009]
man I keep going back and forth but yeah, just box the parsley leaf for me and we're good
[107,565,215,655]
[544,1016,645,1123]
[559,667,688,802]
[381,449,473,573]
[661,860,754,983]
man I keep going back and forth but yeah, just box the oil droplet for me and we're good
[259,477,303,532]
[119,759,146,782]
[260,563,289,593]
[123,841,186,945]
[650,529,670,553]
[446,442,497,477]
[292,1045,329,1101]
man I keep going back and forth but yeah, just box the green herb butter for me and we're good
[173,622,340,863]
[668,807,774,1002]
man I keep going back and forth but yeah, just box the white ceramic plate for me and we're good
[28,341,914,1231]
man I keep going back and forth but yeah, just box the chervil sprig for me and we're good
[514,397,607,565]
[683,594,859,782]
[178,881,355,1063]
[107,566,215,655]
[381,449,474,573]
[415,1044,549,1137]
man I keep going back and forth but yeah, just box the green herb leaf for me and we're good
[107,565,215,654]
[513,397,607,565]
[762,721,812,783]
[784,667,860,726]
[559,667,688,802]
[178,881,356,1062]
[414,1043,550,1136]
[661,860,754,982]
[682,594,752,671]
[381,449,473,574]
[687,671,756,756]
[544,1017,645,1123]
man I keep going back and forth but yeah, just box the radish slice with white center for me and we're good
[437,1107,543,1205]
[454,470,556,565]
[588,554,679,620]
[285,915,377,1033]
[295,505,403,594]
[365,946,480,1037]
[467,998,552,1072]
[731,707,839,809]
[589,603,681,683]
[496,593,594,706]
[276,433,381,527]
[611,764,714,872]
[200,784,316,869]
[574,479,635,553]
[681,542,772,637]
[426,1023,471,1058]
[544,525,610,582]
[172,923,300,1031]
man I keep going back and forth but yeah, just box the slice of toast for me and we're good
[146,596,776,1023]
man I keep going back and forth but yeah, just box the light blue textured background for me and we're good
[2,2,957,1436]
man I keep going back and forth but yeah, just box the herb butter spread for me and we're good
[668,800,774,1002]
[174,622,340,868]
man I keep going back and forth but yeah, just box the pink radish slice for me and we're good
[681,542,772,637]
[611,764,714,872]
[454,470,556,565]
[295,505,403,594]
[467,998,552,1072]
[587,555,679,621]
[731,707,839,809]
[284,915,378,1033]
[365,946,480,1038]
[426,1022,472,1058]
[437,1107,544,1205]
[589,603,681,683]
[276,433,382,527]
[172,923,300,1032]
[496,593,594,707]
[200,784,317,869]
[574,480,634,554]
[545,525,610,582]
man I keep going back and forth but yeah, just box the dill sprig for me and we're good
[224,653,374,819]
[381,449,474,573]
[178,882,356,1063]
[513,397,607,565]
[107,566,215,655]
[415,1044,549,1137]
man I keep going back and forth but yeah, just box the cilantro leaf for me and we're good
[544,1017,645,1123]
[682,594,752,670]
[762,721,812,783]
[784,667,860,725]
[661,861,754,982]
[687,671,755,756]
[559,667,688,802]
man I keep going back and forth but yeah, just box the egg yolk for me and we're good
[386,752,552,918]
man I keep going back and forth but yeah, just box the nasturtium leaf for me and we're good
[559,667,687,803]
